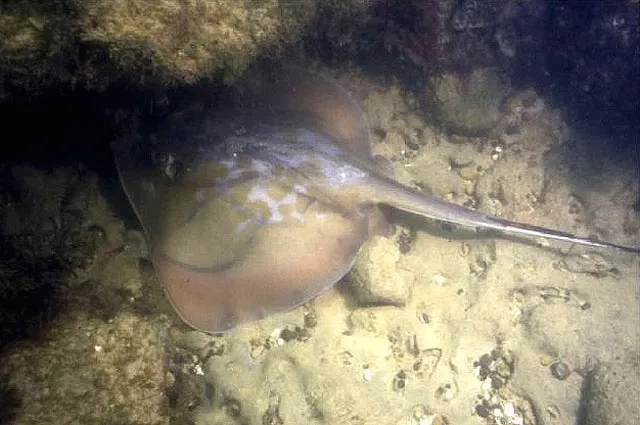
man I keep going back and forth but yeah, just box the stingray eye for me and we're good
[154,152,183,181]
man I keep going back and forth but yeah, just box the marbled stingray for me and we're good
[112,66,640,333]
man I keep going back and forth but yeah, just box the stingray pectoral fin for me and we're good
[237,64,372,160]
[153,211,369,333]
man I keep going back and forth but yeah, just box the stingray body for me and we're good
[112,65,639,333]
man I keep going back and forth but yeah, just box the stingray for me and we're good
[111,65,640,333]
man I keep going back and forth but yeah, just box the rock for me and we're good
[347,236,413,306]
[583,360,640,425]
[427,68,511,136]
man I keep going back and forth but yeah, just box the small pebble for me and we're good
[503,402,515,417]
[550,361,571,380]
[393,370,408,391]
[475,404,490,418]
[496,362,511,379]
[546,404,561,419]
[361,365,372,382]
[539,354,554,367]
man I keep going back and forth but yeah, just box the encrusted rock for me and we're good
[347,235,413,306]
[583,361,640,425]
[427,68,512,136]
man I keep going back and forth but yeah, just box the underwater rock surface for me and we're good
[0,1,638,425]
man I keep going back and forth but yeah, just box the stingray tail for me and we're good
[372,176,640,254]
